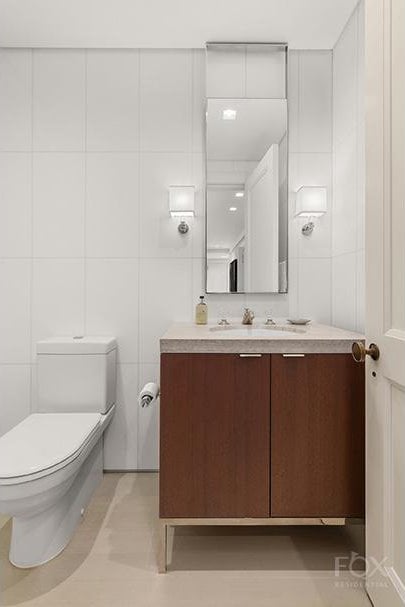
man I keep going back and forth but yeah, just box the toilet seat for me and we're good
[0,413,101,485]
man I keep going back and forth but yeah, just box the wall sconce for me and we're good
[295,186,327,235]
[168,186,195,234]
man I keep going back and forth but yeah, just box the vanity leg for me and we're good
[158,521,167,573]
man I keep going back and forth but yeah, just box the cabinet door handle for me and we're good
[282,354,306,358]
[239,353,262,358]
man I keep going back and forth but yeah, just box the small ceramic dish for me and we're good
[286,318,311,325]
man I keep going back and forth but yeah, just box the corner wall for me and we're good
[332,1,365,332]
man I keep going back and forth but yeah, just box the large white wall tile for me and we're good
[87,50,140,151]
[206,48,245,98]
[287,51,300,154]
[245,293,290,321]
[0,153,32,257]
[298,51,332,153]
[33,50,85,151]
[138,363,159,470]
[139,153,192,258]
[86,153,139,258]
[139,258,192,363]
[86,259,139,363]
[192,50,206,154]
[333,10,358,146]
[31,259,85,359]
[191,153,206,259]
[332,253,357,331]
[140,50,192,152]
[0,260,31,363]
[332,132,357,256]
[298,258,331,324]
[33,153,85,257]
[0,365,31,437]
[0,49,32,151]
[246,47,286,98]
[356,249,365,333]
[104,364,139,470]
[331,3,365,333]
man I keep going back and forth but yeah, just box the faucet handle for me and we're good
[242,307,255,324]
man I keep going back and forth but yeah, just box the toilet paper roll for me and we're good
[139,382,160,408]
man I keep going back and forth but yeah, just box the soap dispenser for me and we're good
[195,295,208,325]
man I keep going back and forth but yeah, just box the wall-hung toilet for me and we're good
[0,336,117,568]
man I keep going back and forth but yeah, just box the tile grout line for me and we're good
[136,49,142,470]
[29,48,35,410]
[83,49,88,335]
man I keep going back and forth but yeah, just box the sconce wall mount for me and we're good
[295,186,327,236]
[168,186,195,234]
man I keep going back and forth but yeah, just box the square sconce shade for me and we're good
[168,186,195,217]
[295,186,327,217]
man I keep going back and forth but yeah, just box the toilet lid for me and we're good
[0,413,101,480]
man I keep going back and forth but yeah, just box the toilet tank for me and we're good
[37,337,117,414]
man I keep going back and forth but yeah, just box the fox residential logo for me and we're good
[334,552,390,589]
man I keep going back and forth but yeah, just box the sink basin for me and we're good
[209,325,305,338]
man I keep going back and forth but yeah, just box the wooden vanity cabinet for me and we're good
[270,354,365,518]
[159,352,365,520]
[160,353,271,518]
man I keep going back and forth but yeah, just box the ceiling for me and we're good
[207,99,287,161]
[0,0,358,49]
[207,188,245,252]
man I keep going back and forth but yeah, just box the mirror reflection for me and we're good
[206,98,288,294]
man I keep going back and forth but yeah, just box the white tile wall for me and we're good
[104,363,139,470]
[139,258,192,364]
[31,259,85,359]
[86,153,139,258]
[0,49,32,151]
[0,260,31,364]
[332,2,365,332]
[206,46,286,99]
[0,365,31,436]
[140,50,192,152]
[86,50,140,152]
[288,51,333,324]
[332,253,357,331]
[0,153,32,257]
[86,259,139,363]
[33,153,85,257]
[0,46,344,466]
[33,50,86,151]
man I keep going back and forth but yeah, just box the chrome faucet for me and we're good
[242,308,255,325]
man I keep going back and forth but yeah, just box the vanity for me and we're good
[158,322,365,571]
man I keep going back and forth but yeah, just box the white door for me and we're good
[365,0,405,604]
[245,144,279,292]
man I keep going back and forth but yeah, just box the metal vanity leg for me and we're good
[158,521,167,573]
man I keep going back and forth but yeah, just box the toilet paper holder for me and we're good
[139,382,160,408]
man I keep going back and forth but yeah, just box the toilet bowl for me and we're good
[0,336,117,568]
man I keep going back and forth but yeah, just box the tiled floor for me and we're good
[0,473,371,606]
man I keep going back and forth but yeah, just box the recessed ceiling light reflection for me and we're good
[222,109,237,120]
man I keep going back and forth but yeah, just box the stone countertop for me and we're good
[160,321,365,354]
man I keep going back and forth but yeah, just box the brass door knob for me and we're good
[352,341,380,362]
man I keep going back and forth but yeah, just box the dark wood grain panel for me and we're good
[160,353,271,518]
[270,354,365,518]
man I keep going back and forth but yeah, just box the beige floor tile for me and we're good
[0,473,370,607]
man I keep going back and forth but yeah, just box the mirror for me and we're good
[205,47,288,294]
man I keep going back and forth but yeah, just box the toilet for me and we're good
[0,336,117,568]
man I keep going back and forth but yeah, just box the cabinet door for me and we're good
[271,354,365,518]
[160,353,271,518]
